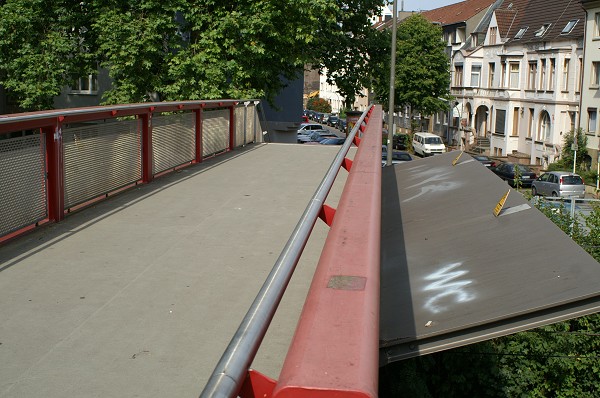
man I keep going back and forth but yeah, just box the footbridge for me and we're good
[1,102,599,398]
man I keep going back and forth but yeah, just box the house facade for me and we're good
[422,0,500,141]
[580,0,600,170]
[449,0,586,168]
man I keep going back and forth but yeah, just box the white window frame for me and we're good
[470,65,481,87]
[509,62,520,89]
[589,109,597,134]
[562,58,570,92]
[70,74,98,95]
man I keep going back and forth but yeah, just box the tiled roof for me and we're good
[500,0,585,43]
[422,0,497,25]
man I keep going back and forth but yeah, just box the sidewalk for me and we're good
[0,143,351,398]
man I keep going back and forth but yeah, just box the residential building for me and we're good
[422,0,501,141]
[580,0,600,171]
[449,0,585,167]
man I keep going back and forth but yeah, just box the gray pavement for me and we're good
[0,143,352,398]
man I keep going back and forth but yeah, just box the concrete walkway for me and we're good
[0,143,351,398]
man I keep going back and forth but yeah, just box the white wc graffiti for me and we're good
[423,262,475,314]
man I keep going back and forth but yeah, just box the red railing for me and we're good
[0,100,261,243]
[200,105,382,398]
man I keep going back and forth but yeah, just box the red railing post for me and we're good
[43,120,65,222]
[195,108,203,163]
[229,105,235,150]
[141,111,153,183]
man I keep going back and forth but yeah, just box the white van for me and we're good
[412,132,446,157]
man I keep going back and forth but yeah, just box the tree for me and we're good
[372,14,452,127]
[548,128,588,172]
[316,0,389,109]
[306,97,332,113]
[1,0,387,110]
[0,0,97,110]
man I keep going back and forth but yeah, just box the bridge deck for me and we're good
[0,143,351,398]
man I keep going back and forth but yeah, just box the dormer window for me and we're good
[514,26,528,39]
[534,24,551,37]
[561,19,578,35]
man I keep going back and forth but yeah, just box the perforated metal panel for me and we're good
[63,119,141,209]
[235,107,245,147]
[152,113,195,174]
[246,105,259,143]
[0,135,47,236]
[203,109,229,156]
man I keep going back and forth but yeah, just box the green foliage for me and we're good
[316,0,389,109]
[372,14,451,117]
[560,128,588,171]
[1,0,386,110]
[0,0,97,110]
[306,97,332,113]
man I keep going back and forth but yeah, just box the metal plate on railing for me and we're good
[152,113,195,174]
[0,134,47,236]
[63,119,142,209]
[203,109,229,156]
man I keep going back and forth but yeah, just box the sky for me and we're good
[397,0,461,12]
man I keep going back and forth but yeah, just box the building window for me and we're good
[501,63,507,87]
[515,26,528,40]
[592,62,600,87]
[539,111,551,141]
[534,24,551,38]
[528,108,534,138]
[589,109,597,133]
[596,13,600,38]
[577,58,583,92]
[512,107,519,136]
[549,58,555,91]
[539,59,547,90]
[488,62,495,88]
[495,109,506,135]
[562,58,570,91]
[70,74,98,94]
[454,65,464,86]
[489,27,497,45]
[561,19,579,35]
[528,61,537,90]
[509,62,520,88]
[569,111,576,132]
[470,65,481,87]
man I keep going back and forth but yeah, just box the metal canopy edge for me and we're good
[379,151,600,366]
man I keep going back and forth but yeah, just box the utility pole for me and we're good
[386,0,398,166]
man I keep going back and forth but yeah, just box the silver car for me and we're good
[531,171,585,198]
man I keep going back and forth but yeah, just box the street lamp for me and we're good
[386,0,398,167]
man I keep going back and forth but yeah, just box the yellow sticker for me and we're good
[493,190,510,217]
[452,151,463,166]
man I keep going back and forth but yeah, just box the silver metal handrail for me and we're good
[199,107,372,398]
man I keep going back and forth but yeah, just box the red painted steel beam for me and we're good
[141,113,153,183]
[42,122,65,222]
[273,106,383,398]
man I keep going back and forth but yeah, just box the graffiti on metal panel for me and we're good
[402,165,462,202]
[423,262,474,314]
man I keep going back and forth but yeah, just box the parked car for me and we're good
[491,162,537,187]
[319,137,345,145]
[303,130,337,144]
[297,129,334,143]
[382,145,413,165]
[327,115,339,127]
[393,134,409,150]
[336,118,347,132]
[472,155,496,168]
[531,171,585,198]
[297,123,324,134]
[321,113,331,124]
[412,132,446,156]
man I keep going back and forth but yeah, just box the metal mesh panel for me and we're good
[203,109,229,156]
[235,107,245,147]
[63,119,141,208]
[152,113,195,174]
[0,135,47,236]
[246,105,258,143]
